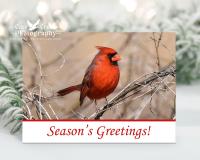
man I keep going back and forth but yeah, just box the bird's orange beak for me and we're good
[112,54,121,62]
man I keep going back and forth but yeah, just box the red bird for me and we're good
[57,46,121,106]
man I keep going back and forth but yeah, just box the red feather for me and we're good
[57,46,121,106]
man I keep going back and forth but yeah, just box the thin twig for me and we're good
[151,32,163,70]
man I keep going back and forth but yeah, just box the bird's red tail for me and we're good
[57,84,81,96]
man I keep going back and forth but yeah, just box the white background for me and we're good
[1,84,200,159]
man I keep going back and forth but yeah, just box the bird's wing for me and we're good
[79,63,94,105]
[80,78,89,105]
[80,84,89,106]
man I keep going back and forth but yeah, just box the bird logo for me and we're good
[57,46,121,106]
[27,19,40,31]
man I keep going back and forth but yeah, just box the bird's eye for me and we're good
[107,54,112,60]
[107,52,117,59]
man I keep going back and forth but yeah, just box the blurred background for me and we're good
[0,0,199,159]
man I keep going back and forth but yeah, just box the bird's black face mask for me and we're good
[107,52,118,66]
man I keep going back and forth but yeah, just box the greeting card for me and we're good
[22,32,176,143]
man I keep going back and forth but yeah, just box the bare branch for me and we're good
[93,63,175,120]
[23,36,59,120]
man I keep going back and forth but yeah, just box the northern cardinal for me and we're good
[57,46,121,105]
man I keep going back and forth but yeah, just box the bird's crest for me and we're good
[96,46,116,54]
